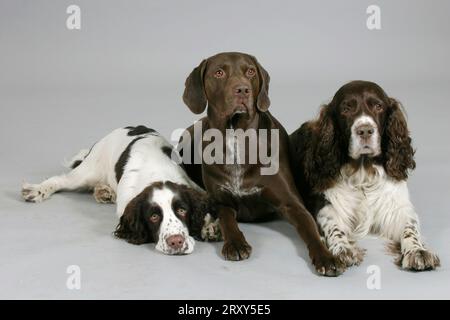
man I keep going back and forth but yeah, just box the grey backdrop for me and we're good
[1,0,449,299]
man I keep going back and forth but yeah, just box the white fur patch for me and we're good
[322,164,416,241]
[152,188,195,255]
[349,115,381,159]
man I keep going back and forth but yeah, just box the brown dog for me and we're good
[179,52,344,276]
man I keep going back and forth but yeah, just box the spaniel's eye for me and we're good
[374,103,383,112]
[149,214,160,223]
[246,68,256,78]
[176,208,187,217]
[342,106,351,114]
[214,69,225,78]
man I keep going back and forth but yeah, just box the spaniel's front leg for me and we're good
[396,220,440,271]
[317,205,366,267]
[378,185,440,271]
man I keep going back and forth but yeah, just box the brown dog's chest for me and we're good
[221,132,262,196]
[221,164,261,196]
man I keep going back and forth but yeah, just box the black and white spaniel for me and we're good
[22,126,221,255]
[290,81,440,271]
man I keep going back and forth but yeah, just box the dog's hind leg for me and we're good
[22,152,101,203]
[93,184,116,204]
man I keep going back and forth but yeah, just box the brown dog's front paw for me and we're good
[313,252,346,277]
[222,239,252,261]
[401,249,440,271]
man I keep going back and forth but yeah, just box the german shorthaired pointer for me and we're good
[180,52,344,276]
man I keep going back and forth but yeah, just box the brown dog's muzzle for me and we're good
[233,84,252,107]
[230,84,252,121]
[226,78,255,126]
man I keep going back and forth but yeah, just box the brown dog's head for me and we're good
[303,81,416,191]
[183,52,270,128]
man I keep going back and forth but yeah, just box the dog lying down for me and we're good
[22,125,221,255]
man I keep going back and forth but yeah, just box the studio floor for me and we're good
[1,158,449,299]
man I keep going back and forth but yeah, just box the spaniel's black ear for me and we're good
[183,59,208,114]
[250,55,271,112]
[304,104,342,192]
[114,191,151,245]
[383,98,416,180]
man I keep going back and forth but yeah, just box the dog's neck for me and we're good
[207,109,260,132]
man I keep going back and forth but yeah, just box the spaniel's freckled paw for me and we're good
[21,183,49,203]
[201,214,222,242]
[333,245,366,267]
[93,184,116,204]
[401,249,440,271]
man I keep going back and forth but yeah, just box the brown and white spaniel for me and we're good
[290,81,440,271]
[22,126,221,255]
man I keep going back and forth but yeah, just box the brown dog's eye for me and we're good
[176,208,187,217]
[214,69,225,78]
[149,214,160,223]
[246,68,256,78]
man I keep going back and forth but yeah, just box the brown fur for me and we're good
[114,181,216,245]
[181,52,344,276]
[383,98,416,180]
[290,81,416,214]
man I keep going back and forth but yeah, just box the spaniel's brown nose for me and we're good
[234,85,251,98]
[356,124,375,139]
[166,235,185,250]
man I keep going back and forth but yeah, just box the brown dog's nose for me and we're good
[234,85,251,97]
[166,235,185,250]
[356,124,375,139]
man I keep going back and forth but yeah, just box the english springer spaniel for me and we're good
[22,126,221,255]
[290,81,440,271]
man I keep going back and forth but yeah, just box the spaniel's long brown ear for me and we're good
[251,55,270,112]
[183,59,208,114]
[179,185,213,240]
[304,105,342,192]
[383,98,416,180]
[114,192,150,245]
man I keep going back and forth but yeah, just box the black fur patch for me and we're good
[115,137,145,182]
[161,145,173,159]
[125,125,157,136]
[71,160,83,169]
[161,145,182,164]
[70,142,97,170]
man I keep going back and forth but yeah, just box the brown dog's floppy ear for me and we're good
[183,59,208,114]
[114,191,150,245]
[383,98,416,180]
[251,56,271,112]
